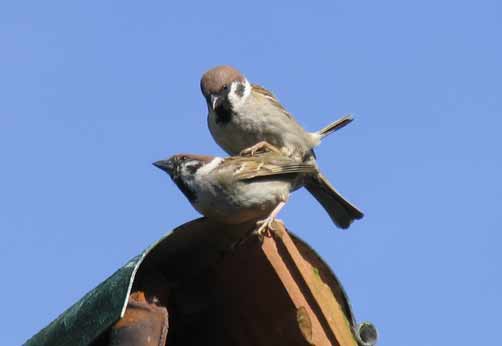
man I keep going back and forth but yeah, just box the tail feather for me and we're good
[317,114,354,139]
[305,173,363,229]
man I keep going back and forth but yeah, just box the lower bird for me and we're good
[154,151,363,233]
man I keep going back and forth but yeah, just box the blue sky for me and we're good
[1,1,501,345]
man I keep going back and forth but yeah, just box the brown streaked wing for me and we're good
[251,84,293,119]
[226,154,316,180]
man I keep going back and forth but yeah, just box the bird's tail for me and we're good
[317,114,353,139]
[305,172,363,229]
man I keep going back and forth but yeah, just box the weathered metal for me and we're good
[107,291,168,346]
[24,218,377,346]
[23,238,162,346]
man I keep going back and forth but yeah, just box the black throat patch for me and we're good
[214,100,233,125]
[172,176,197,203]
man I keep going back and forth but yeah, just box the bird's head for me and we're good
[200,65,251,113]
[153,154,215,202]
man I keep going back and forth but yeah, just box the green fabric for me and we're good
[23,251,149,346]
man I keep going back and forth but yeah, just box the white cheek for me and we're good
[196,157,223,176]
[228,79,251,110]
[181,162,197,176]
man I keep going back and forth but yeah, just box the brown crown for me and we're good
[200,65,245,96]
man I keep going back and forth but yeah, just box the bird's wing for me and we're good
[251,84,294,119]
[225,153,317,180]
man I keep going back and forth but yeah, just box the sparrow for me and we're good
[201,65,352,161]
[200,65,363,228]
[154,152,362,231]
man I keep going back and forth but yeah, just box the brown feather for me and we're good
[224,153,316,180]
[201,66,245,95]
[251,84,294,119]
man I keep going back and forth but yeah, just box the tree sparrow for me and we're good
[154,152,362,231]
[201,65,352,161]
[200,65,363,228]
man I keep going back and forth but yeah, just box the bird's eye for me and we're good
[222,84,229,91]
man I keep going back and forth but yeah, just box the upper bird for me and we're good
[200,65,363,229]
[201,65,352,161]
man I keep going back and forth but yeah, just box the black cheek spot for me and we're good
[235,83,245,97]
[185,162,203,175]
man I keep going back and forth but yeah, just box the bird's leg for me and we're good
[240,141,282,157]
[228,201,287,251]
[255,201,286,238]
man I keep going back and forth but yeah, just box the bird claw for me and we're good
[229,218,284,252]
[255,217,284,239]
[240,141,281,157]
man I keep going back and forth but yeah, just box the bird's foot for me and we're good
[240,141,281,157]
[229,218,284,252]
[255,217,284,240]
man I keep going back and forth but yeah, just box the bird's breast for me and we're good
[208,103,314,157]
[208,111,265,155]
[191,177,291,224]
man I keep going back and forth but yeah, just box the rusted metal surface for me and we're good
[107,291,168,346]
[184,222,359,346]
[288,235,378,345]
[24,217,377,346]
[272,226,357,345]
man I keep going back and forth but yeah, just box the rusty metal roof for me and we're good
[23,218,377,346]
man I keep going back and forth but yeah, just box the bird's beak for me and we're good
[153,159,173,173]
[210,95,220,110]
